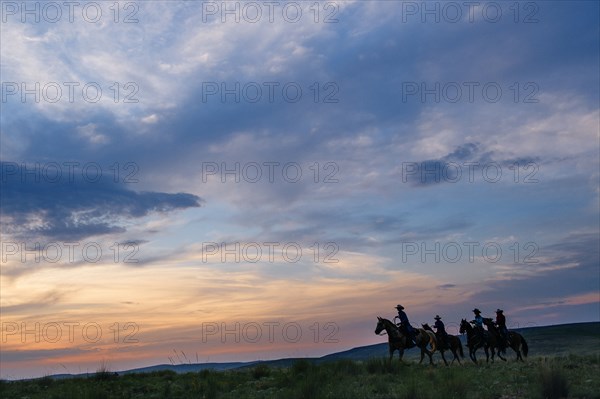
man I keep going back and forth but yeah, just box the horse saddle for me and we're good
[434,332,446,345]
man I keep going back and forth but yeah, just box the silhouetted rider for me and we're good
[471,308,485,340]
[495,309,510,347]
[433,315,450,348]
[394,304,417,346]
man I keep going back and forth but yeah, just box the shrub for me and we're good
[94,362,117,381]
[252,363,271,379]
[538,366,569,399]
[291,359,312,375]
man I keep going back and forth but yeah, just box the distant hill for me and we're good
[512,321,600,356]
[321,322,600,361]
[41,321,599,380]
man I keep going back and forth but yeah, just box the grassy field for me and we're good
[1,354,599,399]
[2,323,599,398]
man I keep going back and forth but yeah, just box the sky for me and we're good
[0,0,599,380]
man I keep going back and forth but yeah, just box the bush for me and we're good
[291,359,312,375]
[94,361,117,381]
[539,367,569,399]
[252,364,271,379]
[198,370,219,399]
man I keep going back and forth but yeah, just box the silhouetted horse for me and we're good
[422,323,464,365]
[374,317,436,365]
[480,318,507,362]
[506,331,529,361]
[482,318,528,361]
[414,327,437,365]
[459,319,491,364]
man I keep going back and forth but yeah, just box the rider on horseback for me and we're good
[471,308,485,340]
[394,304,417,346]
[433,315,450,348]
[495,309,510,348]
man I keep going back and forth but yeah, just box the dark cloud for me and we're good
[402,143,541,187]
[0,162,203,241]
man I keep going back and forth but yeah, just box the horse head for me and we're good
[422,323,433,332]
[375,316,385,335]
[459,318,470,334]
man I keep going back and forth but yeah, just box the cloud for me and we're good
[465,231,599,317]
[76,123,109,145]
[0,162,203,241]
[402,142,541,187]
[141,114,159,124]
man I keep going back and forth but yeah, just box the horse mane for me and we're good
[377,317,399,330]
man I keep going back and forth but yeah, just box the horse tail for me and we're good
[429,331,437,352]
[521,336,528,357]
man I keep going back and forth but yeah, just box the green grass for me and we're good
[2,355,599,399]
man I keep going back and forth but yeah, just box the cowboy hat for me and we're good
[496,309,503,313]
[472,308,481,314]
[395,304,404,310]
[434,315,441,320]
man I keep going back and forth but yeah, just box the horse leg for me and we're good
[423,345,434,366]
[419,348,425,364]
[484,347,490,363]
[470,348,477,364]
[440,350,448,366]
[454,343,462,364]
[498,348,506,362]
[451,348,459,365]
[516,340,524,362]
[399,348,404,362]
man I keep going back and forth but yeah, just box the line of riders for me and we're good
[394,304,511,352]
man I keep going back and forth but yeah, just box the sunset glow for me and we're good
[1,1,599,380]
